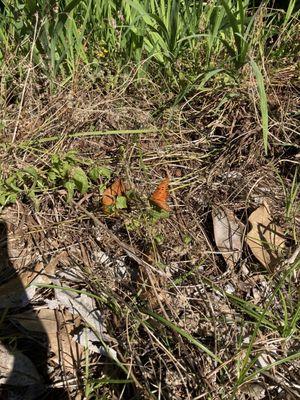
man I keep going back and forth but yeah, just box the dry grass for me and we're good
[0,61,299,399]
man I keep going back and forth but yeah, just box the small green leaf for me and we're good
[88,166,101,181]
[65,150,78,164]
[115,195,127,209]
[60,161,71,177]
[64,181,76,203]
[7,193,18,204]
[48,171,57,182]
[149,208,169,223]
[99,183,106,194]
[23,166,38,178]
[51,155,71,178]
[183,235,192,245]
[70,166,89,194]
[125,219,141,231]
[0,193,7,205]
[99,167,111,179]
[89,166,111,181]
[5,177,21,192]
[155,234,164,245]
[51,154,60,166]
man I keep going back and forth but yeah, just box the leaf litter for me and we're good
[10,309,84,373]
[0,74,299,399]
[53,282,118,359]
[212,206,244,269]
[0,343,41,386]
[246,202,286,271]
[0,205,119,395]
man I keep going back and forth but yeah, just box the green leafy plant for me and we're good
[0,151,112,207]
[1,0,297,83]
[115,195,127,210]
[220,0,255,68]
[88,166,111,182]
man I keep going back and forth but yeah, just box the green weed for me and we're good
[1,0,296,82]
[0,150,111,207]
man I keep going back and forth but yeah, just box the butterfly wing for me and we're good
[110,179,125,196]
[150,178,170,211]
[102,178,125,213]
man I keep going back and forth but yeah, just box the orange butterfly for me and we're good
[102,178,125,214]
[150,178,170,212]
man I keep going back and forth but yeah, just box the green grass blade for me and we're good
[220,0,241,55]
[169,0,179,54]
[20,128,159,147]
[284,0,296,25]
[244,352,300,383]
[250,59,269,155]
[144,308,223,364]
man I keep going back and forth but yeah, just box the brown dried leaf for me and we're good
[246,202,285,271]
[212,207,244,269]
[240,382,265,399]
[12,309,83,373]
[0,252,63,309]
[11,309,58,333]
[50,310,83,372]
[1,205,40,271]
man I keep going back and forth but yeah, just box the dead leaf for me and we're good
[74,328,118,360]
[212,207,244,269]
[10,309,58,333]
[51,310,83,372]
[1,205,40,271]
[0,343,42,386]
[11,309,83,373]
[55,250,84,282]
[54,289,106,335]
[246,202,285,271]
[51,284,118,359]
[54,285,115,344]
[0,253,62,309]
[240,382,265,400]
[93,249,127,282]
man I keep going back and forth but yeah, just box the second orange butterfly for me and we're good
[150,178,170,212]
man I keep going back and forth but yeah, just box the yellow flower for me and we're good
[96,47,108,58]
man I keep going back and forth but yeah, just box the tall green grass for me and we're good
[0,0,297,81]
[1,0,298,151]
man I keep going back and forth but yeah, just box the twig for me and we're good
[74,203,170,319]
[75,203,166,277]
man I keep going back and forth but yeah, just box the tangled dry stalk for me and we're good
[0,60,299,399]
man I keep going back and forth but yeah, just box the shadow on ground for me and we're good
[0,220,67,400]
